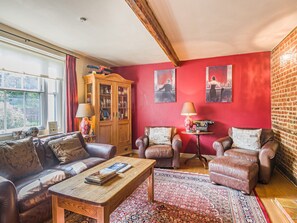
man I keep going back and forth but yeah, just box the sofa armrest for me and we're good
[258,140,279,183]
[0,176,20,223]
[135,135,149,158]
[85,143,116,160]
[212,136,233,156]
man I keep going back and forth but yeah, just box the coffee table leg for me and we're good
[148,167,154,202]
[96,206,110,223]
[52,195,65,223]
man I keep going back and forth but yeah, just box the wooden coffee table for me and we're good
[49,156,156,223]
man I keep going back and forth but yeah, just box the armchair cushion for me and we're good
[231,128,262,151]
[145,145,173,159]
[148,127,172,146]
[0,137,43,181]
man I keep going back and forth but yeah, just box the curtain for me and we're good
[66,55,79,132]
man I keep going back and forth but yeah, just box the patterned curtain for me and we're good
[66,55,79,132]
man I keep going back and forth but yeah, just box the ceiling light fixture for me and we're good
[80,17,87,22]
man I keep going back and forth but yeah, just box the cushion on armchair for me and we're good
[231,128,262,151]
[148,127,172,146]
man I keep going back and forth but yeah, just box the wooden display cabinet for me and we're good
[84,73,133,156]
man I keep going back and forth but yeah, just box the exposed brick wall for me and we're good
[271,27,297,184]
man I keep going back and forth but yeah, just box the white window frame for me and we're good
[0,37,65,135]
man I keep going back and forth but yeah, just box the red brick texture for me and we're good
[271,26,297,184]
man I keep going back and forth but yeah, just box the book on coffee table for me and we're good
[85,162,131,185]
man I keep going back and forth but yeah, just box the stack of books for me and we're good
[85,162,132,185]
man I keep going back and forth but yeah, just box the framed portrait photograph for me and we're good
[154,69,176,103]
[48,121,58,134]
[206,65,232,103]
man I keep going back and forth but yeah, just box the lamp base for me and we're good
[184,116,193,132]
[80,117,91,135]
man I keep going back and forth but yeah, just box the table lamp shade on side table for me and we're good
[76,103,95,135]
[181,102,197,132]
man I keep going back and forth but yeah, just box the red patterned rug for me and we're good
[50,169,270,223]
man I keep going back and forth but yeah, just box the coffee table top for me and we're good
[48,156,155,206]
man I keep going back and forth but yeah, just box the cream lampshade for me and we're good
[76,103,95,135]
[181,102,197,132]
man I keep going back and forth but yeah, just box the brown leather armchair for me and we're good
[135,126,182,169]
[213,128,279,184]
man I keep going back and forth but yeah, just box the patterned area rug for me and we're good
[50,169,270,223]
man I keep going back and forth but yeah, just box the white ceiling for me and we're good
[0,0,297,67]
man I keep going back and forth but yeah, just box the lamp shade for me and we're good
[76,103,94,118]
[181,102,197,116]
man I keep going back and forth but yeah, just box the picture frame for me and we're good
[206,65,232,103]
[154,69,176,103]
[48,121,58,134]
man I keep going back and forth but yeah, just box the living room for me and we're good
[0,0,297,223]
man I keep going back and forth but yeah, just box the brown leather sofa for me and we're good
[0,132,116,223]
[135,126,182,168]
[212,128,279,184]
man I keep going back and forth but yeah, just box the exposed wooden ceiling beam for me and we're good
[125,0,180,67]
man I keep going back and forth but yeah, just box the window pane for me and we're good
[24,76,40,91]
[4,72,22,89]
[47,79,57,94]
[0,91,4,131]
[25,92,41,126]
[6,91,25,129]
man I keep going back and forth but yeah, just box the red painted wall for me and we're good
[114,52,271,155]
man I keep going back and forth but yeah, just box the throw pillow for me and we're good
[48,134,89,164]
[149,127,172,146]
[232,128,262,151]
[0,137,43,181]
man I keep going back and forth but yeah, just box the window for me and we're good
[0,39,65,134]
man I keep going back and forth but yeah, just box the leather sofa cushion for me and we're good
[209,156,259,181]
[15,169,66,212]
[0,137,43,181]
[145,145,173,159]
[48,134,89,164]
[224,149,259,163]
[53,157,106,177]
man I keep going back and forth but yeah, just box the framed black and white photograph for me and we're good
[206,65,232,103]
[154,69,176,103]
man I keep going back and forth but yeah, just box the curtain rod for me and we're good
[0,29,79,59]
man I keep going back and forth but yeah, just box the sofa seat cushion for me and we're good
[53,157,106,177]
[145,145,173,159]
[224,148,259,163]
[15,169,67,212]
[209,156,259,181]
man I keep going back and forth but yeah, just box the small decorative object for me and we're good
[76,103,95,135]
[193,120,214,132]
[181,102,197,132]
[154,69,176,103]
[206,65,232,103]
[12,131,23,140]
[87,65,112,75]
[48,121,58,134]
[26,127,39,137]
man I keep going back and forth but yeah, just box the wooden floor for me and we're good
[132,152,296,223]
[174,154,297,223]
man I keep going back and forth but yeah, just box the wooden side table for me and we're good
[82,134,96,143]
[182,131,214,168]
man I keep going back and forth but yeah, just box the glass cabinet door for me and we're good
[117,86,128,120]
[99,84,112,121]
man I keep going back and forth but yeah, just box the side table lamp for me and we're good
[181,102,197,132]
[76,103,95,135]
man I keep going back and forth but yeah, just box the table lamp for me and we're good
[76,103,95,135]
[181,102,197,132]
